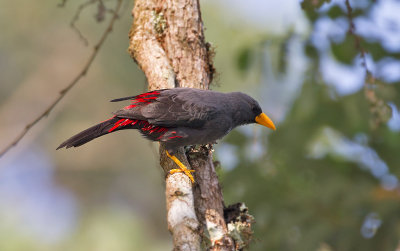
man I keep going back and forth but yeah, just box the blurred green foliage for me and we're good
[222,83,400,250]
[218,1,400,250]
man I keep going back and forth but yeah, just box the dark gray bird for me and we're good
[57,88,276,183]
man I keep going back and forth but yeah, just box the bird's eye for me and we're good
[252,106,260,114]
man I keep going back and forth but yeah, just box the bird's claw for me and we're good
[169,168,195,183]
[166,150,196,184]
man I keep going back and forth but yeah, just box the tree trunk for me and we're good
[129,0,241,250]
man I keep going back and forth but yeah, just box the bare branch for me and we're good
[0,0,123,159]
[189,146,235,250]
[345,0,370,74]
[70,0,98,46]
[130,0,235,250]
[160,146,201,250]
[58,0,68,7]
[345,0,390,128]
[129,0,176,90]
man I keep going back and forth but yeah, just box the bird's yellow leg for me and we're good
[166,150,195,183]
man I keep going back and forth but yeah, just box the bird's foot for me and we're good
[166,151,195,183]
[170,168,195,183]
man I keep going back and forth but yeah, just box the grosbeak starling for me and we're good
[57,88,276,183]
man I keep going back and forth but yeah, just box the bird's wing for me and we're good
[112,89,219,128]
[110,90,164,121]
[110,90,163,106]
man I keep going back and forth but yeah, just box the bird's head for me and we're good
[231,92,276,131]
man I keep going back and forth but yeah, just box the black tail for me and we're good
[57,117,120,149]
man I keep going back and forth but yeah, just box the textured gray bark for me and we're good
[129,0,235,250]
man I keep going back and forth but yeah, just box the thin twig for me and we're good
[71,0,98,46]
[0,0,123,159]
[345,0,370,74]
[58,0,68,7]
[345,0,390,128]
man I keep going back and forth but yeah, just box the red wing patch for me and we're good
[108,118,126,132]
[169,136,183,139]
[168,131,183,139]
[107,117,168,141]
[124,91,160,110]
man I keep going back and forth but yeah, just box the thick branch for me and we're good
[129,0,175,89]
[189,147,235,250]
[160,146,201,250]
[129,0,233,250]
[158,0,213,88]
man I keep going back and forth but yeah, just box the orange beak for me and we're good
[255,113,276,130]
